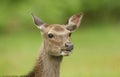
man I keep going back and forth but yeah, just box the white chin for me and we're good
[61,51,70,56]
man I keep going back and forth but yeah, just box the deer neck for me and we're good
[36,40,63,77]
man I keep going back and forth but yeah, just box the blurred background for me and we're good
[0,0,120,77]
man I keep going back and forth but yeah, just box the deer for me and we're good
[26,13,83,77]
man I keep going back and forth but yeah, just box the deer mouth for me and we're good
[61,49,71,56]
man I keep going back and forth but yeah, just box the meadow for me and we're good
[0,23,120,77]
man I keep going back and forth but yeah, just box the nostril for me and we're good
[65,42,74,51]
[65,42,70,47]
[65,43,69,47]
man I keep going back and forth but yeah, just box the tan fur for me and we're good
[26,13,83,77]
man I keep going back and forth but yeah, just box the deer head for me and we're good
[32,13,83,56]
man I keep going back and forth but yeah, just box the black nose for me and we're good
[65,42,74,51]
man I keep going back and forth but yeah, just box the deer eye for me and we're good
[48,33,54,38]
[69,33,72,37]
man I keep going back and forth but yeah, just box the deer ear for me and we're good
[32,14,46,31]
[66,13,83,31]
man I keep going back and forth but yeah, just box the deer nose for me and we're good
[65,42,74,51]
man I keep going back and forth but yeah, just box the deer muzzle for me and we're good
[65,42,74,51]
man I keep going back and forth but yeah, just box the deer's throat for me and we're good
[39,50,63,77]
[28,42,63,77]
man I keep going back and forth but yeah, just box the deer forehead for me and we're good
[48,24,70,35]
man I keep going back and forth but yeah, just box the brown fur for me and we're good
[52,25,65,32]
[26,13,83,77]
[27,41,63,77]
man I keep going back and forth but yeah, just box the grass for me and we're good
[0,24,120,77]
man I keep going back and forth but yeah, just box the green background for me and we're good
[0,0,120,77]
